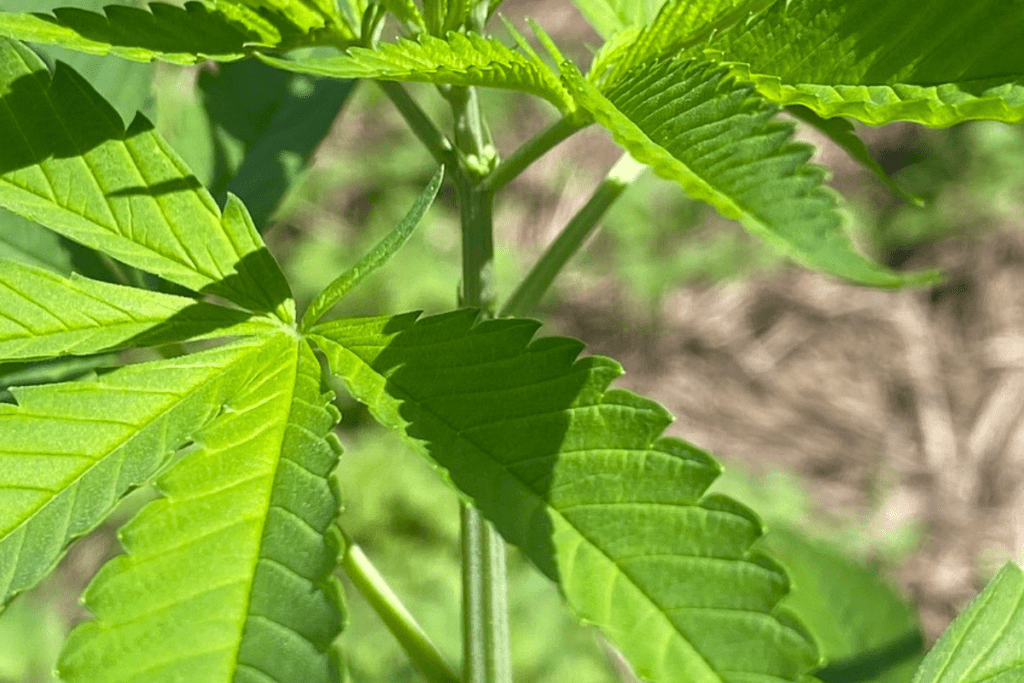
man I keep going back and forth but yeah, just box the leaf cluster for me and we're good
[0,2,1023,683]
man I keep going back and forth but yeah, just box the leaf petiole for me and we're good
[339,529,461,683]
[501,152,646,317]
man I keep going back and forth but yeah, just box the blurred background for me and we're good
[3,0,1024,681]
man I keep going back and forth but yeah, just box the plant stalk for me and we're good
[501,153,647,317]
[340,533,460,683]
[447,83,511,683]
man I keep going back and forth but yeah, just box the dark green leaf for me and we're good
[312,310,819,683]
[706,0,1024,126]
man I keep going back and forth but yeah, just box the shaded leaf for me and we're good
[762,527,924,683]
[197,58,356,230]
[0,354,115,405]
[564,58,936,286]
[0,38,294,319]
[58,335,346,683]
[706,0,1024,126]
[311,309,818,683]
[786,106,922,206]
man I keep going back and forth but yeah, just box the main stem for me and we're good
[448,84,511,683]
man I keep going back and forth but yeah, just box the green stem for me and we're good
[379,81,456,167]
[447,84,511,683]
[481,114,589,195]
[460,505,511,683]
[501,153,647,317]
[340,533,460,683]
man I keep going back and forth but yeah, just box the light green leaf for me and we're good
[911,562,1024,683]
[217,0,347,35]
[0,38,294,320]
[567,0,669,38]
[705,0,1024,127]
[589,0,775,87]
[0,337,273,610]
[762,527,924,683]
[564,58,936,287]
[311,309,818,683]
[59,336,345,683]
[0,2,282,64]
[260,31,577,113]
[0,258,278,362]
[300,165,444,330]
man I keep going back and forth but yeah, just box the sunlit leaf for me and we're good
[0,338,271,609]
[312,309,818,683]
[706,0,1024,126]
[261,31,576,113]
[58,335,346,683]
[0,38,294,319]
[0,258,277,361]
[564,58,936,286]
[911,563,1024,683]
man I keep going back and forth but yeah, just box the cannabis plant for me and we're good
[0,1,1021,682]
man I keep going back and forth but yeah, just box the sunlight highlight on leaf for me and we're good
[59,335,346,683]
[0,38,295,319]
[260,31,576,113]
[565,58,937,287]
[0,338,272,610]
[705,0,1024,126]
[312,309,819,683]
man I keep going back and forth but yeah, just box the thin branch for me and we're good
[340,531,461,683]
[379,81,456,167]
[501,153,646,317]
[482,114,589,195]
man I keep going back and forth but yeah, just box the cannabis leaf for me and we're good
[0,38,293,320]
[0,37,348,683]
[0,0,356,65]
[310,310,819,683]
[0,259,276,361]
[0,2,276,64]
[762,527,924,683]
[0,338,276,610]
[567,0,669,38]
[261,31,577,113]
[564,58,934,287]
[911,563,1024,683]
[58,336,345,683]
[588,0,775,87]
[705,0,1024,126]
